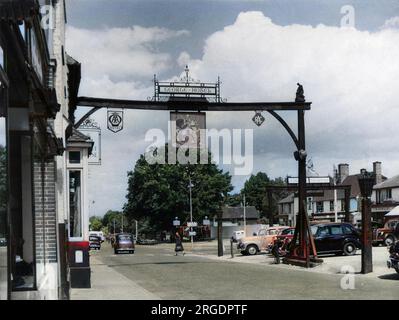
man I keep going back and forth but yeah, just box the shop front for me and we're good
[0,0,63,299]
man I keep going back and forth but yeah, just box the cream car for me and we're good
[237,226,290,255]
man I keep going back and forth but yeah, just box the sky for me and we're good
[54,0,399,216]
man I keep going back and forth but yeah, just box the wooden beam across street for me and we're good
[77,96,311,112]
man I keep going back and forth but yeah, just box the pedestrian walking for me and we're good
[175,232,185,256]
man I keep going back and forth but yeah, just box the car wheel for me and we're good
[246,245,258,256]
[343,242,357,256]
[384,236,395,247]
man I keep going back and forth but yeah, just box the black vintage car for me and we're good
[89,235,101,251]
[113,233,135,254]
[311,223,361,256]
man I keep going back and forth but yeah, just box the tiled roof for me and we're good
[220,206,259,220]
[374,174,399,190]
[68,127,91,143]
[278,193,295,204]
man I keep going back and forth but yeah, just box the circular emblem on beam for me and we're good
[252,111,265,127]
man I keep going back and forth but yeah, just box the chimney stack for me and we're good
[338,164,349,183]
[373,161,382,185]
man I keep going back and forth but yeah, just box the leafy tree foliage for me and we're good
[124,145,233,235]
[241,172,287,219]
[89,216,103,231]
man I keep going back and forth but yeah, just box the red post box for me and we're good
[67,241,91,288]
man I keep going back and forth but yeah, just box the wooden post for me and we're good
[361,197,373,274]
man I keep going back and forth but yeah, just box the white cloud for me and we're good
[381,16,399,29]
[180,11,399,179]
[66,25,189,81]
[72,12,399,213]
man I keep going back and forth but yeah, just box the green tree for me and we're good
[226,193,242,207]
[123,145,233,236]
[241,172,287,220]
[89,216,103,231]
[102,210,123,234]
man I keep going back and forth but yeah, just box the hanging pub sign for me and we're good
[170,112,206,149]
[107,110,124,133]
[78,118,102,165]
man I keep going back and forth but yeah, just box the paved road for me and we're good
[92,243,399,300]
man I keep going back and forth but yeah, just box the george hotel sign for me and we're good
[158,84,217,96]
[153,65,222,102]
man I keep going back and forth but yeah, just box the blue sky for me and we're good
[60,1,399,215]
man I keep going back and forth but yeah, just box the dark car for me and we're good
[113,233,135,254]
[311,223,361,256]
[89,235,101,250]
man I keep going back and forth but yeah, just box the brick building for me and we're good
[0,0,92,300]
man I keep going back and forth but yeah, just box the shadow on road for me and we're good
[378,273,399,281]
[106,261,220,268]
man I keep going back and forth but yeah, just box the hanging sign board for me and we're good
[187,222,198,227]
[170,112,206,149]
[158,84,217,96]
[107,110,124,133]
[79,118,102,165]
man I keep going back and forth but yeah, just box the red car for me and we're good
[267,227,295,252]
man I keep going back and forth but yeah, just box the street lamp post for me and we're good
[243,193,247,237]
[358,170,374,274]
[188,177,194,251]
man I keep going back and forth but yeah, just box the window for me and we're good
[61,45,65,65]
[316,202,323,213]
[341,200,346,211]
[330,226,343,235]
[329,201,334,212]
[343,225,354,235]
[69,171,82,239]
[69,151,81,164]
[317,226,330,237]
[307,198,312,211]
[0,46,3,68]
[258,230,266,236]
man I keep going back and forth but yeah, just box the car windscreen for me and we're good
[281,228,294,235]
[117,235,132,241]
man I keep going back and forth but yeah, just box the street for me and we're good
[74,242,399,300]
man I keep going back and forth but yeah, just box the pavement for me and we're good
[0,247,7,300]
[70,241,399,300]
[70,254,160,300]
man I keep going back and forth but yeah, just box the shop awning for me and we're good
[385,206,399,217]
[0,0,39,22]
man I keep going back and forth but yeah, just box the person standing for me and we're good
[175,232,185,256]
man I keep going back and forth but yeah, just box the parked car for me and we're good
[89,235,101,250]
[267,227,295,252]
[0,237,6,247]
[89,231,105,242]
[113,233,135,254]
[310,223,361,256]
[373,219,398,247]
[237,226,290,255]
[231,230,245,243]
